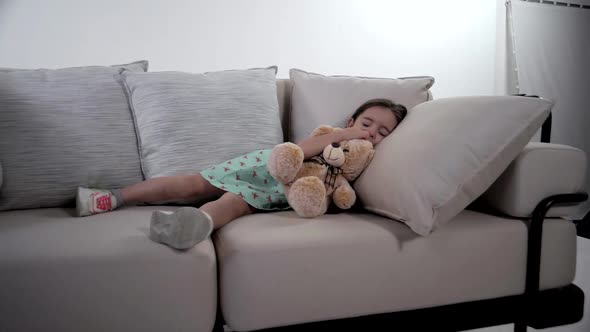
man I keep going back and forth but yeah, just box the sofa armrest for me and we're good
[478,142,587,217]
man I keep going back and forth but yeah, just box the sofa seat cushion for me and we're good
[214,210,577,331]
[0,207,217,332]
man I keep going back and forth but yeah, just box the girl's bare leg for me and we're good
[200,192,256,229]
[121,174,225,204]
[77,174,225,217]
[148,192,255,249]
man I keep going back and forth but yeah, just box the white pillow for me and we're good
[289,69,434,143]
[354,96,552,236]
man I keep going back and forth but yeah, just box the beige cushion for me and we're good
[0,207,217,332]
[354,96,552,236]
[288,68,434,143]
[478,142,587,217]
[214,210,576,331]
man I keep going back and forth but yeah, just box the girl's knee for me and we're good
[171,174,201,199]
[189,174,205,191]
[191,174,225,198]
[222,193,256,215]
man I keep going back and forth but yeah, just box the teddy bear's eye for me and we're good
[343,148,349,153]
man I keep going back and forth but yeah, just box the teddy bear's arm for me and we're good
[332,178,356,210]
[267,142,304,184]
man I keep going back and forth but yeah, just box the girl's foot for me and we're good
[149,207,213,250]
[76,187,119,217]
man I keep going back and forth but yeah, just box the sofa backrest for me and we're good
[0,66,434,212]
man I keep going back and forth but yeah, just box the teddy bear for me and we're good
[267,125,375,218]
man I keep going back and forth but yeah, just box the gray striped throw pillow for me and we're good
[122,67,283,179]
[0,60,148,211]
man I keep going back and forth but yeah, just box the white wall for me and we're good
[494,0,590,96]
[0,0,497,98]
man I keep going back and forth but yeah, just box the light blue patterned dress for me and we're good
[199,149,290,211]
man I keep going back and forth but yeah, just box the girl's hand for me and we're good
[298,127,370,160]
[339,127,370,141]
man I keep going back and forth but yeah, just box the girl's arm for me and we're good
[297,127,370,160]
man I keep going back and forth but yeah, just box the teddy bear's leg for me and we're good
[288,176,328,218]
[267,142,304,184]
[333,181,356,210]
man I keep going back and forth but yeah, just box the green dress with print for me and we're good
[200,149,290,211]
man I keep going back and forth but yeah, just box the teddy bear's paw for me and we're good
[267,142,304,184]
[333,185,356,210]
[289,176,327,218]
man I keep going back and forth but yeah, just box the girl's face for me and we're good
[347,106,399,145]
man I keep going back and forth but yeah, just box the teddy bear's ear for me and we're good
[311,125,335,137]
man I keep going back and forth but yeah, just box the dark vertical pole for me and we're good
[540,112,552,143]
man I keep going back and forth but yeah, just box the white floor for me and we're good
[470,236,590,332]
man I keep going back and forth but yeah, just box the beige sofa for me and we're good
[0,73,588,332]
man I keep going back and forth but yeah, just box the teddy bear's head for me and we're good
[310,125,375,182]
[322,143,346,167]
[338,139,375,181]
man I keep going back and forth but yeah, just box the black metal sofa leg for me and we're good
[514,321,527,332]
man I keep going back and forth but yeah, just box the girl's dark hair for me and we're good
[351,98,408,124]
